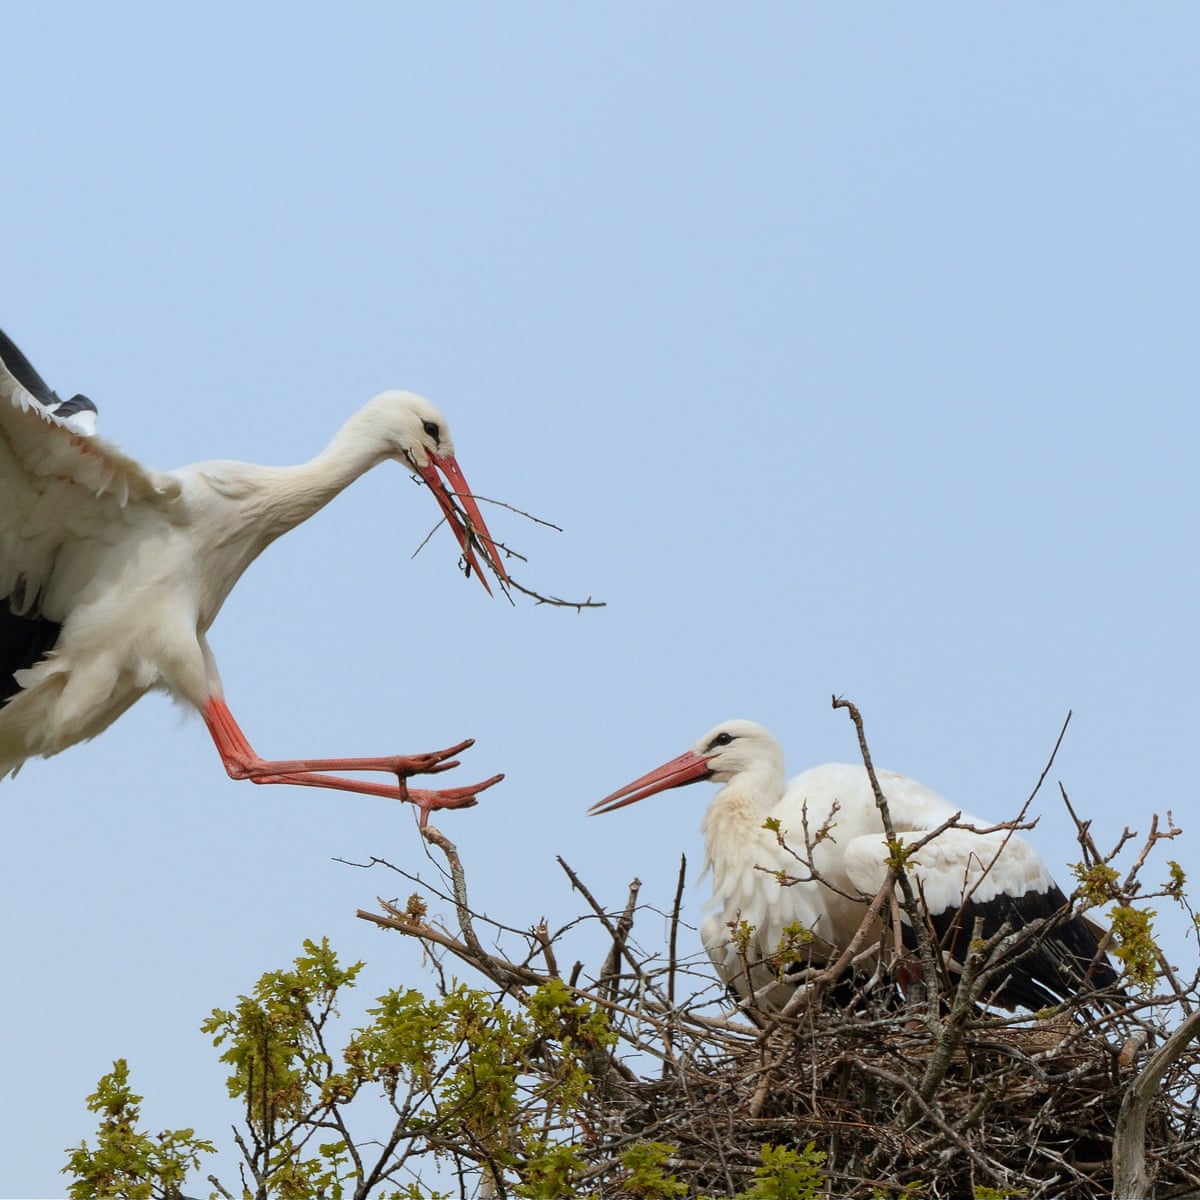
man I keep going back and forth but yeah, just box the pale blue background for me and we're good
[3,5,1197,1195]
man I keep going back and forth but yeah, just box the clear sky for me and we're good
[3,5,1198,1196]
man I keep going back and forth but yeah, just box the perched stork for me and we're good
[0,326,510,822]
[591,719,1120,1012]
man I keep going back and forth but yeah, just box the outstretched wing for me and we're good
[0,329,182,697]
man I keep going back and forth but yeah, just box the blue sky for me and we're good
[3,5,1198,1195]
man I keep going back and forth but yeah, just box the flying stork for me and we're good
[0,326,510,822]
[590,719,1120,1012]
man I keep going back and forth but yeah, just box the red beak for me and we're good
[418,452,511,595]
[588,748,714,815]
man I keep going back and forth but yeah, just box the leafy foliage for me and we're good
[63,1059,214,1200]
[735,1143,827,1200]
[67,937,631,1198]
[613,1141,689,1197]
[1109,904,1160,987]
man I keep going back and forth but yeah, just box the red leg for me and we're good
[202,697,502,824]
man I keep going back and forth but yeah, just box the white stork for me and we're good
[0,326,510,822]
[590,719,1120,1012]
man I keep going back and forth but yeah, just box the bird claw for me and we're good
[392,737,476,778]
[411,773,505,827]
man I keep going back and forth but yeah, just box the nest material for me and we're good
[586,993,1195,1199]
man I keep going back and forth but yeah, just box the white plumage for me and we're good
[0,327,509,820]
[591,719,1118,1012]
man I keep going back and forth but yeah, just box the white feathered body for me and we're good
[693,724,1059,1009]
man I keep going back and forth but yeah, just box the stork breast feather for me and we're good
[709,835,830,953]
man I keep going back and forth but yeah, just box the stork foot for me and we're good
[410,773,505,827]
[389,737,476,778]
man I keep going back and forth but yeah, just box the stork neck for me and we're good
[238,410,396,539]
[700,764,784,869]
[718,756,785,815]
[186,407,408,634]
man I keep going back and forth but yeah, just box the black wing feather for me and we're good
[0,326,98,421]
[918,884,1121,1011]
[0,597,62,704]
[0,326,61,406]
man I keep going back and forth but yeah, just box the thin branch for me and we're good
[1026,709,1072,808]
[458,493,565,532]
[831,695,941,1014]
[668,853,688,1013]
[599,879,641,1005]
[416,823,537,990]
[501,574,606,610]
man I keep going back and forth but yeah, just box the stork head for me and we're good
[589,719,785,815]
[369,390,510,595]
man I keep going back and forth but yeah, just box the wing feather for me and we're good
[843,826,1054,916]
[0,341,181,622]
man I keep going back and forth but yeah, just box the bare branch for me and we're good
[500,574,607,610]
[831,695,941,1013]
[458,493,565,532]
[1113,1007,1200,1198]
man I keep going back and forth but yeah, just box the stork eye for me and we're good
[707,731,735,751]
[422,420,440,441]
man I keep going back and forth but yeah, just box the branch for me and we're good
[357,905,542,991]
[1113,1006,1200,1198]
[599,879,641,1005]
[462,493,565,531]
[831,695,941,1014]
[501,574,607,611]
[1025,709,1071,808]
[668,853,688,1013]
[206,1175,235,1200]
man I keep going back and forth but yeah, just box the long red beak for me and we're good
[588,749,714,815]
[418,452,511,595]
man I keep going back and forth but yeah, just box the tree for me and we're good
[66,704,1200,1198]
